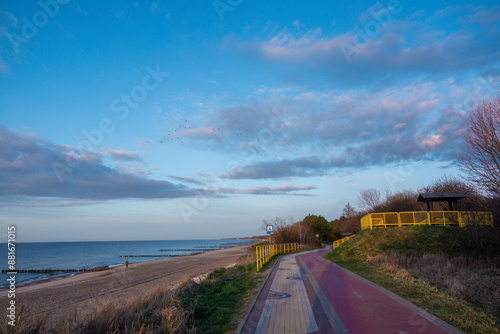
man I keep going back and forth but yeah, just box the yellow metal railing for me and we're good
[256,242,299,271]
[332,235,354,247]
[361,211,493,230]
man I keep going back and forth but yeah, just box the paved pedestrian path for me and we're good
[238,249,465,334]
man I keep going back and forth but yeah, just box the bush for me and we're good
[262,217,318,246]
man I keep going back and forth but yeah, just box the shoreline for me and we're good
[0,241,253,292]
[0,243,251,297]
[0,266,110,292]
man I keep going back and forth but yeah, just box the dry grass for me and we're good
[366,251,500,316]
[1,284,196,334]
[77,285,194,334]
[235,241,267,265]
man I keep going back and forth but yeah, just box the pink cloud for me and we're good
[181,128,220,139]
[419,134,443,149]
[393,122,407,129]
[101,149,142,161]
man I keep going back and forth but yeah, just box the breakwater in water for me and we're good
[1,267,109,274]
[120,254,185,258]
[0,239,253,287]
[159,248,217,251]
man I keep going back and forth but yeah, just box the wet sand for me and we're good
[0,245,250,327]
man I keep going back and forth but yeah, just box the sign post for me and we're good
[266,225,273,244]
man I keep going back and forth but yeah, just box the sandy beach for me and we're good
[0,245,250,327]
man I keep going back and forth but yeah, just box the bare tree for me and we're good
[459,96,500,195]
[342,202,356,218]
[358,188,381,211]
[419,175,486,210]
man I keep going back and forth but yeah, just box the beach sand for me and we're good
[0,245,250,327]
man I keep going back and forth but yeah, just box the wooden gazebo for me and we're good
[417,193,466,211]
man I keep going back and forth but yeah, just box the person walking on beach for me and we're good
[125,260,129,268]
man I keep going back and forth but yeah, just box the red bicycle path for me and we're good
[238,248,465,334]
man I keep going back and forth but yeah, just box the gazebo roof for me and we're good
[417,193,467,202]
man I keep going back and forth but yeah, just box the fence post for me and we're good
[398,212,401,227]
[255,247,260,271]
[256,247,259,271]
[260,247,262,270]
[427,211,431,225]
[262,246,264,266]
[258,247,261,271]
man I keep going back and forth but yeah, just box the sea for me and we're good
[0,239,254,288]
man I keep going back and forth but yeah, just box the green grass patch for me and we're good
[328,225,500,259]
[180,263,261,334]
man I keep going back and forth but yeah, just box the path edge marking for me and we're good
[297,254,350,334]
[235,256,283,334]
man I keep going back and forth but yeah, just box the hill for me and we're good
[324,225,500,334]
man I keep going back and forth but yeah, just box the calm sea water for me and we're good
[0,239,253,287]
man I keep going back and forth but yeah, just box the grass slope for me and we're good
[324,226,500,334]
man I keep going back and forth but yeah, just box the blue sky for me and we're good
[1,0,499,242]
